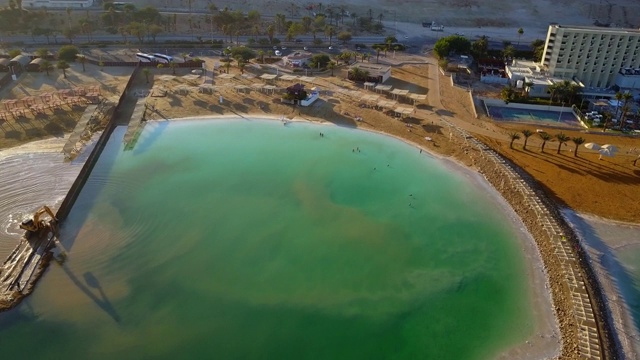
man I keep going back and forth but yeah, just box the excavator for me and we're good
[20,206,58,235]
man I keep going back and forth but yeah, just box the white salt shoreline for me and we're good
[562,209,640,359]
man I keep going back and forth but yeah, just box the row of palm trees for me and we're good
[508,129,586,157]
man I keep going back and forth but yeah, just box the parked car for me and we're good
[295,39,303,43]
[275,50,282,56]
[328,46,334,50]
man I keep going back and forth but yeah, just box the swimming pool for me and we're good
[486,105,581,126]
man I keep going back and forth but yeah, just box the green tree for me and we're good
[619,92,633,126]
[555,132,569,154]
[266,24,275,44]
[571,137,585,157]
[372,44,384,62]
[143,68,150,83]
[57,45,79,62]
[169,60,177,74]
[76,54,86,72]
[148,24,163,42]
[508,132,521,149]
[35,48,49,58]
[433,35,471,59]
[337,31,352,45]
[384,35,398,44]
[327,61,336,76]
[127,21,145,43]
[602,111,613,132]
[63,26,77,44]
[503,45,516,59]
[40,60,53,76]
[523,81,534,97]
[501,84,516,104]
[57,60,70,78]
[531,39,545,62]
[348,66,369,81]
[230,47,256,62]
[309,53,330,69]
[521,129,533,150]
[257,50,265,63]
[325,26,335,45]
[8,49,21,58]
[539,132,552,152]
[471,36,488,59]
[517,28,524,46]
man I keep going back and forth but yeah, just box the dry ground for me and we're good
[0,63,133,149]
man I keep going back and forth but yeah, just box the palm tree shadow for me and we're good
[60,266,121,324]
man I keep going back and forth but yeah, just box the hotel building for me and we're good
[541,24,640,88]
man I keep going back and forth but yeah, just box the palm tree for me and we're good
[501,84,516,104]
[555,132,570,154]
[539,132,552,152]
[169,60,177,75]
[77,55,86,72]
[517,28,524,46]
[327,61,336,76]
[619,92,633,127]
[508,132,521,149]
[235,56,245,74]
[65,7,72,29]
[613,91,623,120]
[143,68,150,83]
[523,81,534,97]
[602,111,613,132]
[257,50,265,63]
[521,129,533,150]
[40,60,53,76]
[57,60,70,78]
[325,26,335,46]
[571,137,585,157]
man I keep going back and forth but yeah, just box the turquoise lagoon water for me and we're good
[0,119,534,359]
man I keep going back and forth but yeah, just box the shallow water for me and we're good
[0,119,534,359]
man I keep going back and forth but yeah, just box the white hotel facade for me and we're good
[541,24,640,89]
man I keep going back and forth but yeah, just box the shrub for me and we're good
[57,45,80,62]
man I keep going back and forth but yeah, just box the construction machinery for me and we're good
[20,206,57,234]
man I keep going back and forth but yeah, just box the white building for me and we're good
[541,24,640,88]
[22,0,93,8]
[614,68,640,89]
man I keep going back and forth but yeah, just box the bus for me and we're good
[153,53,173,64]
[136,53,156,63]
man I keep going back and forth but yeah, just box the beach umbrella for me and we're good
[584,142,601,150]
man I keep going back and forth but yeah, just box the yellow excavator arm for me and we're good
[20,206,57,233]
